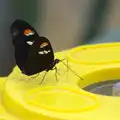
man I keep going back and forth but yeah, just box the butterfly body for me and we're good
[10,19,83,83]
[10,19,59,76]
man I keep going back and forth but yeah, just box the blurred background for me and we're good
[0,0,120,76]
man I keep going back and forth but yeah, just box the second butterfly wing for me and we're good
[23,36,54,75]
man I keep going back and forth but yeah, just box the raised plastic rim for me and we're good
[68,42,120,65]
[24,86,99,113]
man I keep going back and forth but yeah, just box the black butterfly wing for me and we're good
[11,19,55,76]
[14,40,28,72]
[23,36,55,75]
[10,19,40,74]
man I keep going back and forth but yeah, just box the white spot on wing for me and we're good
[44,50,48,54]
[38,51,44,54]
[26,41,34,45]
[25,34,29,36]
[48,50,51,53]
[29,32,34,35]
[44,50,51,54]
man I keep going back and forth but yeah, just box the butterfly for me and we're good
[10,19,83,84]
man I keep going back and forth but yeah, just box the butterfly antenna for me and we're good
[60,59,83,80]
[64,59,69,77]
[52,66,60,81]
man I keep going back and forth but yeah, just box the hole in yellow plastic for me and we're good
[24,86,98,113]
[80,67,120,96]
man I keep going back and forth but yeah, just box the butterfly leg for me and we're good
[39,71,47,84]
[54,67,59,82]
[31,73,40,79]
[52,67,60,75]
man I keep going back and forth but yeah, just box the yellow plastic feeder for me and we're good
[0,42,120,120]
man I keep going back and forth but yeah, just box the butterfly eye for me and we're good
[26,41,34,45]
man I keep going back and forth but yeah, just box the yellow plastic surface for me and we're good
[1,42,120,119]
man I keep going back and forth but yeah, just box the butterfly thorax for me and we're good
[11,19,58,77]
[46,59,60,71]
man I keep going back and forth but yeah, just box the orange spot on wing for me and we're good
[40,42,48,48]
[24,29,33,35]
